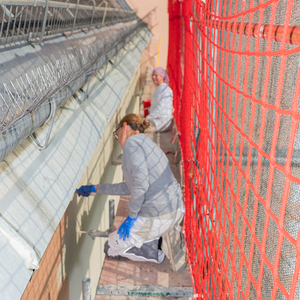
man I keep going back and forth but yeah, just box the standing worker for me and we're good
[76,114,185,268]
[146,67,173,132]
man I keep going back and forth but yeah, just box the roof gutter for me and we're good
[0,21,147,162]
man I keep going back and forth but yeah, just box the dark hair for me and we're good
[118,113,151,133]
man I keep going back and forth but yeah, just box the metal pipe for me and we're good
[5,5,12,43]
[27,6,33,41]
[71,0,79,35]
[16,5,24,40]
[0,5,5,38]
[48,6,55,33]
[0,0,129,12]
[31,5,39,37]
[29,100,57,150]
[111,6,115,25]
[109,199,114,230]
[39,0,49,44]
[97,1,107,26]
[86,0,95,30]
[82,278,91,300]
[11,6,18,38]
[22,6,29,40]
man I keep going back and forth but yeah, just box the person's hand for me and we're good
[117,215,138,241]
[76,185,96,197]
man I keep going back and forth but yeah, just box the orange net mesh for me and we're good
[168,0,300,299]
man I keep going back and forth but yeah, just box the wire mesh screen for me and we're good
[168,0,300,299]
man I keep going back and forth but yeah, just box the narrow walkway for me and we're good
[95,130,193,299]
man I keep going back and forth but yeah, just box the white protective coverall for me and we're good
[97,133,184,263]
[146,83,173,132]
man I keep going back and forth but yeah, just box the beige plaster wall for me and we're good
[21,64,141,300]
[126,0,169,74]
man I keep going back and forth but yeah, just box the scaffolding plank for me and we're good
[96,285,193,298]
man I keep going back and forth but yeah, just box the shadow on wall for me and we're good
[62,133,122,300]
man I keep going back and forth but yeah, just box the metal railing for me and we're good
[0,22,149,162]
[0,0,137,46]
[0,22,147,130]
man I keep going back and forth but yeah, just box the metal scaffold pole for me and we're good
[82,278,91,300]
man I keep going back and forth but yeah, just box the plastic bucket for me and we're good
[142,99,151,117]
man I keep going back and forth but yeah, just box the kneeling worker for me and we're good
[76,113,185,265]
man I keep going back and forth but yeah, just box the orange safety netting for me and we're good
[168,0,300,299]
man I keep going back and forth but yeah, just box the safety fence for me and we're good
[168,0,300,299]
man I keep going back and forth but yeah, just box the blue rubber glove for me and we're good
[76,185,96,197]
[117,215,138,241]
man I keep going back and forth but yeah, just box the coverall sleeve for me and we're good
[149,85,173,117]
[96,182,131,195]
[124,141,150,219]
